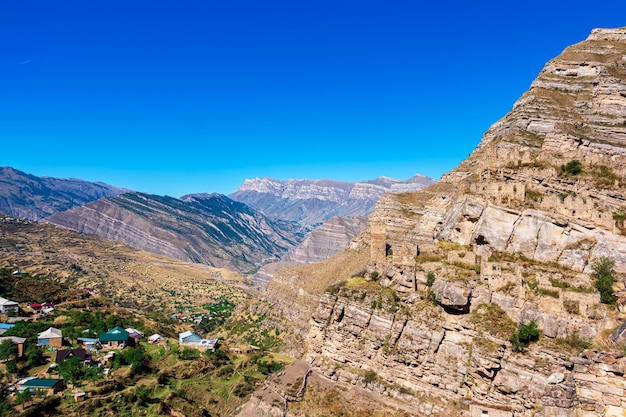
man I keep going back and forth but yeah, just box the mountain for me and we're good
[229,175,436,228]
[287,215,369,264]
[252,27,626,416]
[45,192,303,272]
[0,166,125,220]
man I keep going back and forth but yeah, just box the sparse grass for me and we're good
[469,303,516,340]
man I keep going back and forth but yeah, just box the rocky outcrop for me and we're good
[287,216,369,264]
[0,167,125,220]
[255,27,626,417]
[46,192,303,272]
[229,175,436,228]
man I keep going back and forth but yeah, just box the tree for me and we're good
[510,321,539,352]
[57,356,85,384]
[593,256,617,305]
[0,340,17,361]
[24,344,44,366]
[560,160,582,176]
[14,389,33,410]
[121,347,147,376]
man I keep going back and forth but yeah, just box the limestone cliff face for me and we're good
[287,216,369,264]
[261,28,626,417]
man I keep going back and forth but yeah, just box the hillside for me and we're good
[0,167,125,220]
[256,27,626,417]
[45,192,303,273]
[0,216,302,416]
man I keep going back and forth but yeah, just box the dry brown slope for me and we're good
[0,216,250,312]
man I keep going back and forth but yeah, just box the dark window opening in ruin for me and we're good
[475,235,489,246]
[416,245,420,257]
[386,243,393,257]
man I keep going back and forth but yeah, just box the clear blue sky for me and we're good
[2,1,625,197]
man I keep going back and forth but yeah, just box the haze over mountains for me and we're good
[0,166,125,220]
[0,166,435,272]
[229,175,435,228]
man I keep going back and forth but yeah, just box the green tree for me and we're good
[510,321,539,352]
[84,365,103,381]
[560,160,582,176]
[0,340,17,361]
[57,356,85,384]
[4,360,17,376]
[24,344,44,367]
[593,256,618,305]
[121,347,147,375]
[14,389,33,410]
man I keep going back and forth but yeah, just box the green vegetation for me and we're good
[525,188,543,202]
[510,321,540,352]
[425,271,435,287]
[559,159,582,176]
[590,164,620,187]
[538,287,560,298]
[370,270,379,280]
[592,256,617,305]
[469,303,516,340]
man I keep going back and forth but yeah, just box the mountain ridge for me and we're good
[0,166,126,220]
[255,27,626,417]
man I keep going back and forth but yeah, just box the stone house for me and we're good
[37,327,63,348]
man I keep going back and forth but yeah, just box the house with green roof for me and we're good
[18,378,63,395]
[99,326,129,348]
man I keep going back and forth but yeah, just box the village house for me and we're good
[148,334,164,344]
[178,331,201,345]
[17,378,63,396]
[125,327,144,342]
[99,326,128,349]
[0,323,15,336]
[178,331,218,352]
[55,348,91,364]
[37,327,63,348]
[0,297,19,314]
[77,337,99,351]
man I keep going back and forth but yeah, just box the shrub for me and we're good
[510,321,539,352]
[560,160,582,176]
[363,370,378,384]
[563,299,579,315]
[426,271,435,287]
[592,257,617,305]
[370,270,379,280]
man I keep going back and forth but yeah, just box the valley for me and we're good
[1,25,626,417]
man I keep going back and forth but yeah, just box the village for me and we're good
[0,273,284,415]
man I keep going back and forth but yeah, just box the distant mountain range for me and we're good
[0,167,437,273]
[0,167,125,220]
[45,192,302,272]
[229,175,436,229]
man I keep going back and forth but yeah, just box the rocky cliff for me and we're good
[45,192,303,272]
[229,175,436,229]
[0,167,125,220]
[259,27,626,417]
[287,216,369,264]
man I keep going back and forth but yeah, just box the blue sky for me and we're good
[1,1,625,197]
